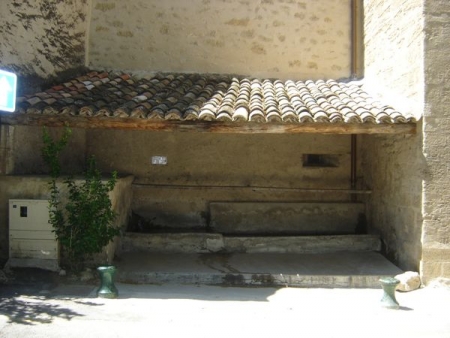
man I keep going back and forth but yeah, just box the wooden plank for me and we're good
[0,113,416,134]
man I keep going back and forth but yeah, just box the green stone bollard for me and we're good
[379,277,400,309]
[97,266,119,299]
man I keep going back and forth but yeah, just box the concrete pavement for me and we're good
[1,280,450,338]
[115,251,403,288]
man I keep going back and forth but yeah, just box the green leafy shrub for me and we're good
[42,127,120,271]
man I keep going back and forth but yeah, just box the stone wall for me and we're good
[421,0,450,283]
[363,0,424,119]
[0,0,89,95]
[361,0,425,271]
[87,130,357,230]
[88,0,352,80]
[2,126,87,176]
[361,132,424,271]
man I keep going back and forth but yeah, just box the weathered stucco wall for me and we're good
[87,130,356,230]
[0,0,88,76]
[5,126,87,175]
[89,0,352,80]
[421,0,450,284]
[0,0,89,95]
[362,0,425,272]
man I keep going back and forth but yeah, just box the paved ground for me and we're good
[1,272,450,338]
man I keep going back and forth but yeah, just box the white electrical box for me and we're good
[8,199,59,271]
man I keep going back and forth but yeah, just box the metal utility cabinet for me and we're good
[8,199,59,271]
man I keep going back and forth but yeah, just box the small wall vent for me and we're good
[302,154,340,168]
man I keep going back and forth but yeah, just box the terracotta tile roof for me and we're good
[15,71,416,124]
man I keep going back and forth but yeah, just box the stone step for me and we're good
[114,251,402,288]
[120,233,381,254]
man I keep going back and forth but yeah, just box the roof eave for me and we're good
[0,113,417,135]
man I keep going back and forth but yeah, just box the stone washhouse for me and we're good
[0,0,449,286]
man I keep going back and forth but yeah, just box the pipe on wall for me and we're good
[351,0,364,78]
[351,134,357,202]
[350,0,363,201]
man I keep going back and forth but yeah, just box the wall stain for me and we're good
[272,20,284,27]
[289,60,302,68]
[258,35,273,42]
[111,20,124,28]
[95,26,109,32]
[117,30,134,37]
[241,29,255,39]
[159,25,169,34]
[205,39,225,47]
[294,12,305,19]
[95,3,116,12]
[278,34,286,42]
[251,42,266,55]
[307,61,318,70]
[225,18,250,26]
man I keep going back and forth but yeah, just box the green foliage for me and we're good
[42,126,71,179]
[41,127,120,271]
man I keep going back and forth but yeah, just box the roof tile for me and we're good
[14,71,416,125]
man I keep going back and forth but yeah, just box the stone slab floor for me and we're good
[1,282,450,338]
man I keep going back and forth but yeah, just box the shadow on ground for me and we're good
[0,295,85,325]
[2,267,280,302]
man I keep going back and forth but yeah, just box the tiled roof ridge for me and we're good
[15,70,416,124]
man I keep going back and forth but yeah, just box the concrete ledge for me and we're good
[6,258,60,272]
[121,233,380,254]
[115,251,402,288]
[224,234,381,253]
[118,272,381,288]
[209,202,365,235]
[121,233,225,253]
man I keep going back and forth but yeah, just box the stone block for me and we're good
[395,271,421,291]
[421,261,443,284]
[422,248,450,262]
[210,202,365,235]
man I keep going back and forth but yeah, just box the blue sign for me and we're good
[0,69,17,113]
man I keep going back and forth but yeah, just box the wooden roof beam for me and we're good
[0,114,416,134]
